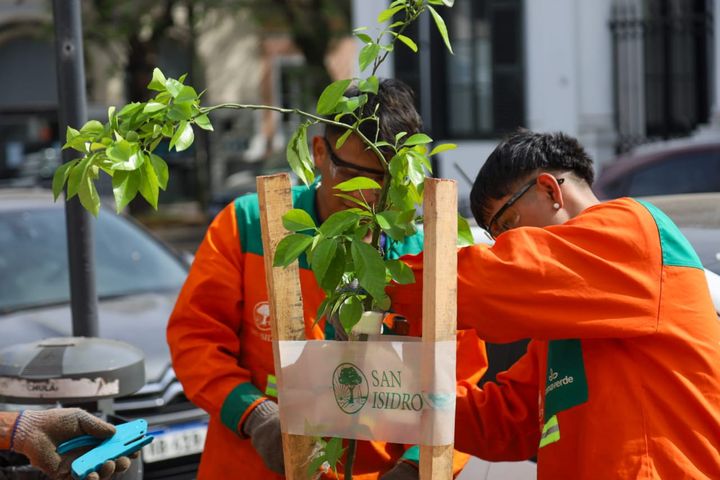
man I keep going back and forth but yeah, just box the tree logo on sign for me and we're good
[332,363,369,414]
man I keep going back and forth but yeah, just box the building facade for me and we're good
[354,0,719,207]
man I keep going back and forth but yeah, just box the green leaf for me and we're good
[194,114,214,131]
[282,209,317,232]
[315,297,331,326]
[286,124,315,186]
[397,34,418,52]
[78,174,100,217]
[324,437,346,467]
[377,5,404,22]
[63,127,90,152]
[176,85,198,103]
[106,139,143,170]
[428,5,453,54]
[389,183,414,211]
[118,102,143,118]
[165,78,184,98]
[150,154,169,190]
[148,68,167,91]
[112,169,140,213]
[334,176,382,192]
[458,215,475,247]
[317,79,352,115]
[351,240,387,303]
[335,127,353,150]
[65,126,80,143]
[359,44,381,72]
[355,33,373,44]
[319,210,360,237]
[375,210,407,241]
[80,120,105,136]
[406,151,427,186]
[167,101,193,121]
[66,157,88,200]
[143,102,166,114]
[335,95,364,115]
[311,237,338,286]
[273,233,313,267]
[403,133,433,146]
[52,159,79,201]
[334,192,371,211]
[358,76,379,95]
[430,143,457,156]
[171,121,195,152]
[138,153,160,209]
[307,455,327,478]
[340,296,363,332]
[386,259,415,285]
[321,246,346,292]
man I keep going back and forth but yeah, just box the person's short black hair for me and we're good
[470,129,595,227]
[325,78,422,150]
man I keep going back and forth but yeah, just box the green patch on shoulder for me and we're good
[234,184,318,269]
[636,199,703,270]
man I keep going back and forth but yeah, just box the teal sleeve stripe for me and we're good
[401,445,420,464]
[386,231,424,259]
[636,199,703,270]
[233,183,318,270]
[220,382,265,432]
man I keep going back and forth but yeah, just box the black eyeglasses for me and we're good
[323,137,385,177]
[485,177,565,238]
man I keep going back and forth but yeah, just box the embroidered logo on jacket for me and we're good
[253,301,273,341]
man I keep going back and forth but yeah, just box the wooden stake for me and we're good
[257,173,316,480]
[420,178,457,480]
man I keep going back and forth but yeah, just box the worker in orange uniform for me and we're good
[392,130,720,479]
[166,79,487,479]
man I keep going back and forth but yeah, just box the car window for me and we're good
[627,151,720,196]
[0,207,187,312]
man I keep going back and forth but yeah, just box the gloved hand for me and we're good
[10,408,133,480]
[242,400,284,474]
[380,461,419,480]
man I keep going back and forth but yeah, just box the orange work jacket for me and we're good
[167,184,487,479]
[392,198,720,479]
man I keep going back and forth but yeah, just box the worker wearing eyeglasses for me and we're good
[167,79,486,480]
[391,129,720,479]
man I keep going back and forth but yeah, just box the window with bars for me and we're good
[394,0,525,139]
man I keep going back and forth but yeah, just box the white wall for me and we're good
[525,0,617,169]
[574,0,617,168]
[525,0,579,135]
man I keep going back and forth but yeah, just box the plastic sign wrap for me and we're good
[277,338,455,445]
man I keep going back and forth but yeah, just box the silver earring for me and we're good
[553,203,560,210]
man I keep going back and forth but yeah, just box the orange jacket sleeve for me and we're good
[166,204,265,432]
[392,200,663,342]
[455,340,541,461]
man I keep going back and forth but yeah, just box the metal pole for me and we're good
[52,0,98,337]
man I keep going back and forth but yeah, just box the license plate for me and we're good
[142,422,208,463]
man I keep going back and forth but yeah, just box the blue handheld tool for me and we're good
[56,419,154,480]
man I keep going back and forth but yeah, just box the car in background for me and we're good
[0,188,207,479]
[594,140,720,199]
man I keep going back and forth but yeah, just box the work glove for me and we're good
[242,400,285,474]
[10,408,133,480]
[380,460,419,480]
